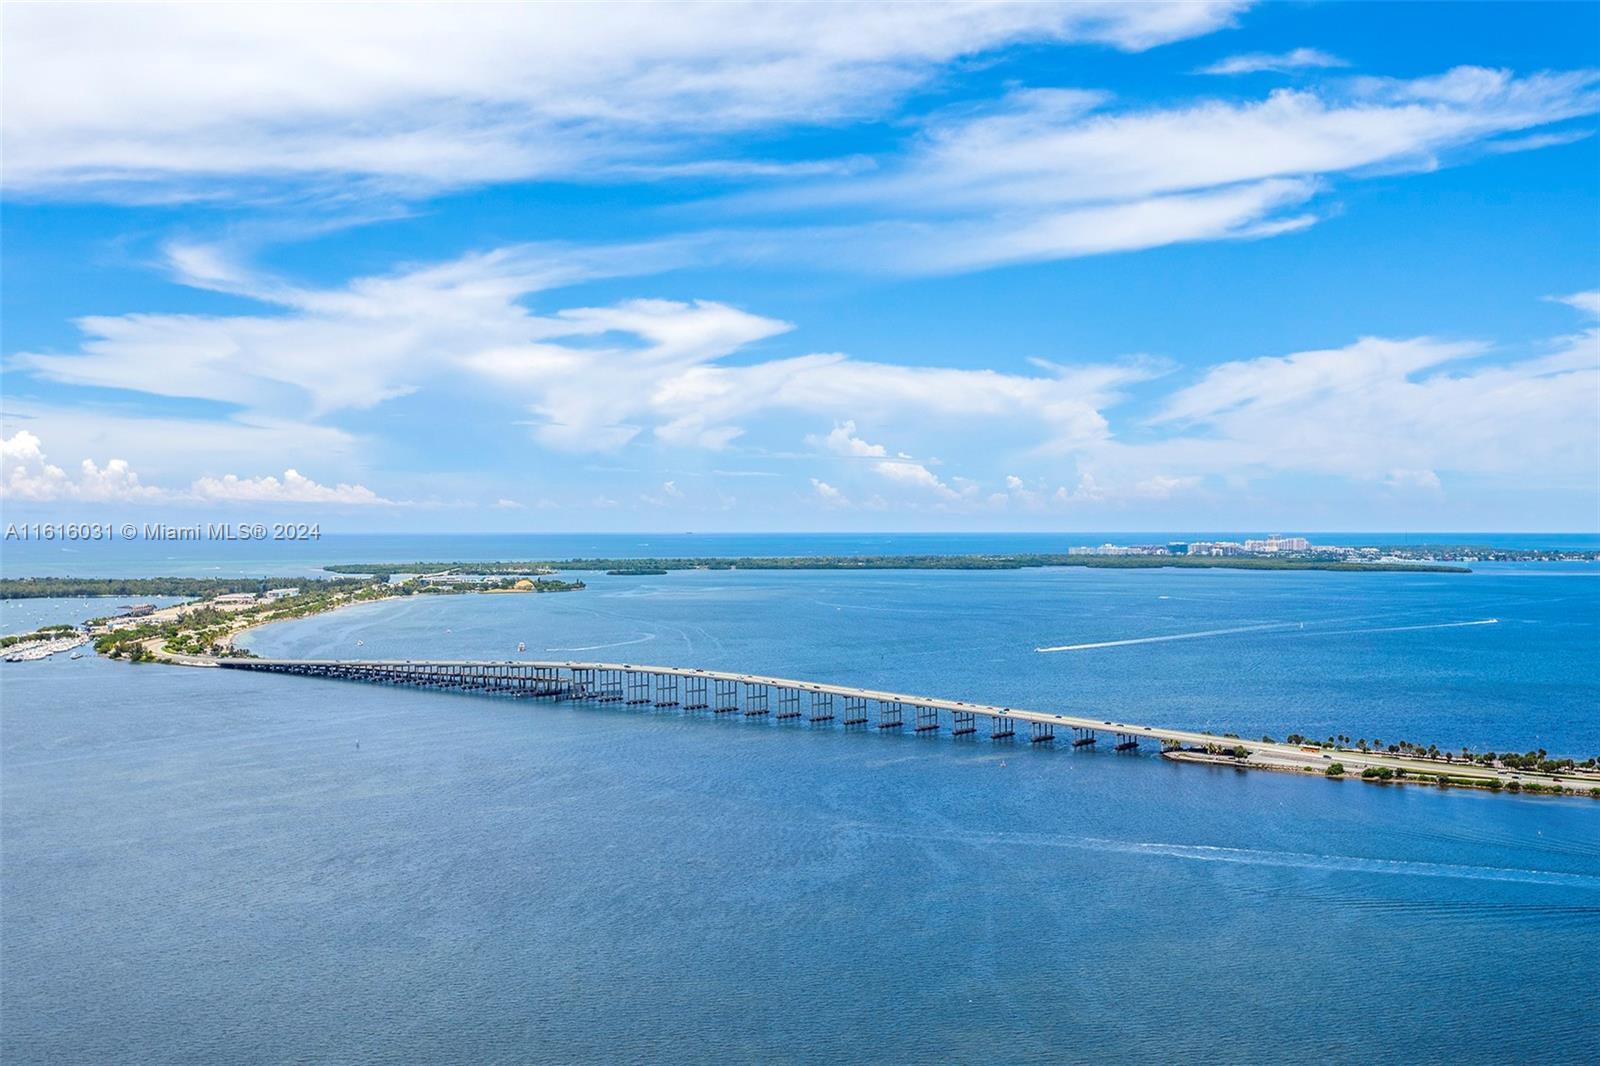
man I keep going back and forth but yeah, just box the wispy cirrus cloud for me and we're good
[758,66,1600,272]
[1199,47,1348,76]
[2,1,1247,200]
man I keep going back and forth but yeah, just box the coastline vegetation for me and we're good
[323,553,1468,577]
[1,623,79,648]
[88,576,585,660]
[0,576,367,599]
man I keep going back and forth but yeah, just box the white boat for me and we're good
[517,641,526,653]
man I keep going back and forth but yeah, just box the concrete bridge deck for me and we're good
[197,656,1599,790]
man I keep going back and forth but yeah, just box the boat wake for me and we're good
[1323,618,1499,636]
[544,634,657,652]
[849,822,1600,890]
[1036,622,1296,653]
[1037,617,1501,652]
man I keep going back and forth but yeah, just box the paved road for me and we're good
[192,656,1599,792]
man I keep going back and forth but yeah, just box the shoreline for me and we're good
[321,553,1472,576]
[21,575,1597,801]
[1160,749,1590,797]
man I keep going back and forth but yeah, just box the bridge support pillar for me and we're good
[776,686,802,720]
[627,671,651,705]
[683,674,708,710]
[1072,727,1097,748]
[914,705,940,733]
[843,696,868,726]
[714,679,740,713]
[991,715,1015,740]
[1114,733,1140,752]
[1031,721,1055,744]
[877,701,903,730]
[953,709,977,737]
[743,683,769,717]
[809,691,834,723]
[654,672,679,707]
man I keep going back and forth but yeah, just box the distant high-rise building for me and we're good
[1244,535,1310,553]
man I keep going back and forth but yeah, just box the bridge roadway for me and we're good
[175,655,1600,789]
[204,656,1296,756]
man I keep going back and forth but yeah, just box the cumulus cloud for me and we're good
[190,470,395,505]
[807,421,961,499]
[1199,47,1348,76]
[0,430,394,506]
[810,421,890,459]
[810,478,848,507]
[1,430,165,502]
[3,2,1245,198]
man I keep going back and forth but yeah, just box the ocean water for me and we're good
[3,554,1599,1063]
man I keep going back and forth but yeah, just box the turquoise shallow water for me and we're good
[3,562,1599,1063]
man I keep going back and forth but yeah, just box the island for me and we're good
[324,553,1471,577]
[0,574,585,662]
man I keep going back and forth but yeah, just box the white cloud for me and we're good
[17,245,1151,461]
[871,458,960,500]
[809,421,889,458]
[190,470,395,505]
[0,430,395,506]
[1120,332,1599,488]
[1131,474,1202,499]
[810,478,848,507]
[3,2,1245,198]
[1,430,165,502]
[764,66,1598,272]
[807,421,962,499]
[1200,47,1348,76]
[640,480,688,507]
[469,296,797,451]
[494,498,528,510]
[17,242,699,420]
[1385,469,1443,494]
[1553,290,1600,318]
[1,403,364,486]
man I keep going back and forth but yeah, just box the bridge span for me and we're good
[210,656,1242,752]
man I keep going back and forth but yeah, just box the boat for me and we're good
[70,652,83,660]
[356,639,364,647]
[517,641,526,653]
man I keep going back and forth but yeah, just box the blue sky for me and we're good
[2,1,1597,532]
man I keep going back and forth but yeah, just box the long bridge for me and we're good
[208,657,1253,754]
[171,656,1598,790]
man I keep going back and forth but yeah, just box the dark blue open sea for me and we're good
[3,535,1598,1063]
